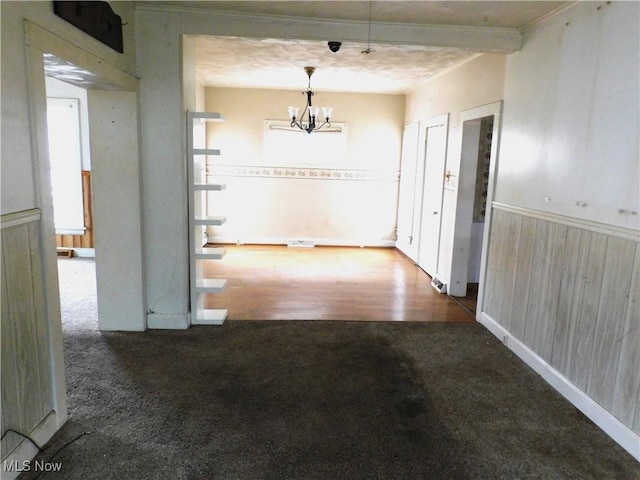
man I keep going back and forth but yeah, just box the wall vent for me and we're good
[287,239,315,247]
[431,276,447,294]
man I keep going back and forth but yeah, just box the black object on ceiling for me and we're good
[53,1,124,53]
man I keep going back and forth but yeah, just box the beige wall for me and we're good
[404,53,507,282]
[205,87,405,168]
[203,87,405,245]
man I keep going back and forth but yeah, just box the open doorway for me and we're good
[41,55,146,332]
[26,21,146,334]
[448,102,502,317]
[45,77,99,331]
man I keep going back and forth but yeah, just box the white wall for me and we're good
[204,87,404,245]
[404,54,507,283]
[89,90,146,331]
[136,9,191,325]
[497,1,639,230]
[0,0,138,470]
[481,1,640,458]
[1,1,136,215]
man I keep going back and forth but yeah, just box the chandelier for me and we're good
[287,66,333,134]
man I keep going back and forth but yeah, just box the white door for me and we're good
[417,124,447,277]
[395,123,420,261]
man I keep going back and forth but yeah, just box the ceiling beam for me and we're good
[138,6,522,53]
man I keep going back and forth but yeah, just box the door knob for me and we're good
[433,211,438,215]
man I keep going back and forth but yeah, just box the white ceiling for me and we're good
[141,1,572,94]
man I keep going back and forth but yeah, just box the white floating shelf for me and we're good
[188,111,227,329]
[196,278,227,293]
[192,112,224,122]
[193,148,221,156]
[193,183,226,191]
[194,216,226,226]
[192,308,228,325]
[195,247,226,260]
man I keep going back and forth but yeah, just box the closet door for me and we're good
[417,123,447,277]
[396,123,420,261]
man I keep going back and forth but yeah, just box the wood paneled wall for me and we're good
[56,170,94,248]
[1,210,55,458]
[483,205,640,434]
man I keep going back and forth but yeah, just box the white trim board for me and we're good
[207,235,397,248]
[1,209,41,229]
[147,313,190,330]
[478,311,640,461]
[492,202,640,242]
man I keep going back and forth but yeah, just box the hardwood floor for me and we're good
[202,245,475,322]
[454,283,479,316]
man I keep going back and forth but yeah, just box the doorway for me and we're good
[26,22,146,340]
[45,78,99,330]
[448,102,502,317]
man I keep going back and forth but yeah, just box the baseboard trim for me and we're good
[146,313,190,330]
[1,410,60,480]
[478,311,640,461]
[207,235,396,248]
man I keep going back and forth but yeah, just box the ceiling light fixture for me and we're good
[287,66,332,134]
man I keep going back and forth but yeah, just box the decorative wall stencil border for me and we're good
[492,202,639,242]
[206,165,400,182]
[1,208,41,229]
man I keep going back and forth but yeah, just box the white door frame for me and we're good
[25,22,145,332]
[448,102,502,306]
[23,20,145,438]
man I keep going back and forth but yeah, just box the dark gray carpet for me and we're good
[25,318,639,479]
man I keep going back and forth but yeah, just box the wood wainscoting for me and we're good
[481,203,640,443]
[56,170,94,249]
[1,209,56,459]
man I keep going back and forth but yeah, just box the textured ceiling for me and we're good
[194,36,477,94]
[141,1,572,94]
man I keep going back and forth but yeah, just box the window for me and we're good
[263,120,347,166]
[46,98,85,234]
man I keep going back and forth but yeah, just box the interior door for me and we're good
[417,124,447,277]
[395,123,420,261]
